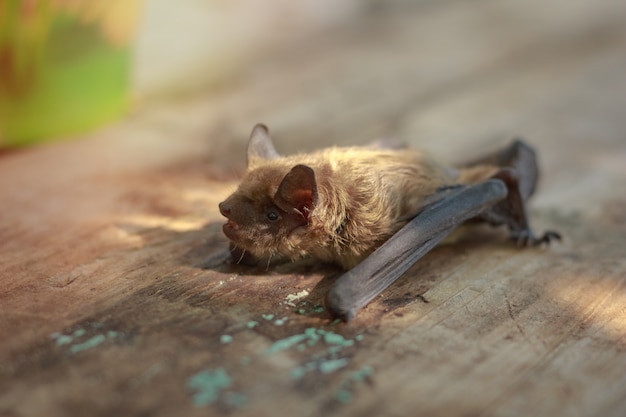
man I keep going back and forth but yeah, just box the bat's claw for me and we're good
[512,229,561,247]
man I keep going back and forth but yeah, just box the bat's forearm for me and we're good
[326,180,508,321]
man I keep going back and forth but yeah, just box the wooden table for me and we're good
[2,1,626,416]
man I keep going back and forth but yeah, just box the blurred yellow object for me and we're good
[0,0,141,147]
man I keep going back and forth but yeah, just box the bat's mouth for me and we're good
[222,220,240,240]
[224,220,239,230]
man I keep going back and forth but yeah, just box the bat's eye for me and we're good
[267,211,280,222]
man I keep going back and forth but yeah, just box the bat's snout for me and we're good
[218,201,232,218]
[218,200,241,241]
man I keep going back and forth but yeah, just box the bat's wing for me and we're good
[326,180,508,321]
[458,139,538,200]
[230,137,559,320]
[326,167,561,321]
[458,139,560,245]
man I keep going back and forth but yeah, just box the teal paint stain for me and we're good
[304,327,321,340]
[265,334,310,354]
[350,366,373,381]
[333,365,374,404]
[265,328,358,355]
[55,335,74,346]
[319,358,348,374]
[291,362,317,380]
[274,317,288,326]
[291,367,307,380]
[69,334,106,354]
[220,335,233,344]
[73,328,86,338]
[51,326,121,354]
[290,357,349,380]
[293,304,325,315]
[246,321,258,329]
[246,317,371,402]
[311,304,325,313]
[335,389,353,404]
[323,332,347,345]
[187,368,232,407]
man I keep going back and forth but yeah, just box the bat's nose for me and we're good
[218,201,231,217]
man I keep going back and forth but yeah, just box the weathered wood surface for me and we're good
[2,0,626,416]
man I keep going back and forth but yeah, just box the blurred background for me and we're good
[0,0,371,147]
[1,0,625,153]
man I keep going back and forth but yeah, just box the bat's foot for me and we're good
[511,229,561,247]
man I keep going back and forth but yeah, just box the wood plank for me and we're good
[1,0,625,416]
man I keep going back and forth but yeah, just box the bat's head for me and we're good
[218,124,319,261]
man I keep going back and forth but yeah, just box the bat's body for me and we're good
[219,124,560,320]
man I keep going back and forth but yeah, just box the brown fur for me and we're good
[219,125,499,269]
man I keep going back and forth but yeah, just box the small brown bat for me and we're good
[219,124,560,321]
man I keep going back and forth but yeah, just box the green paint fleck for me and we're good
[292,362,320,379]
[220,335,233,344]
[274,317,288,326]
[332,365,374,405]
[319,358,348,374]
[323,332,347,345]
[55,335,73,346]
[296,309,307,315]
[246,321,259,329]
[107,330,119,338]
[291,366,307,380]
[262,314,274,321]
[296,344,306,352]
[73,328,86,338]
[312,304,325,313]
[69,334,106,353]
[305,328,320,340]
[265,334,309,354]
[335,389,353,404]
[350,366,373,381]
[50,332,61,339]
[187,368,232,407]
[355,334,365,342]
[327,346,342,356]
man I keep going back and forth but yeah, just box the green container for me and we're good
[0,1,140,147]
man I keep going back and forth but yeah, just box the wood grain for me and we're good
[1,1,626,416]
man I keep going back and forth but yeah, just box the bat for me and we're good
[218,124,560,321]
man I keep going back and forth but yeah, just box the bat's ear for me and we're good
[274,164,318,221]
[247,123,280,168]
